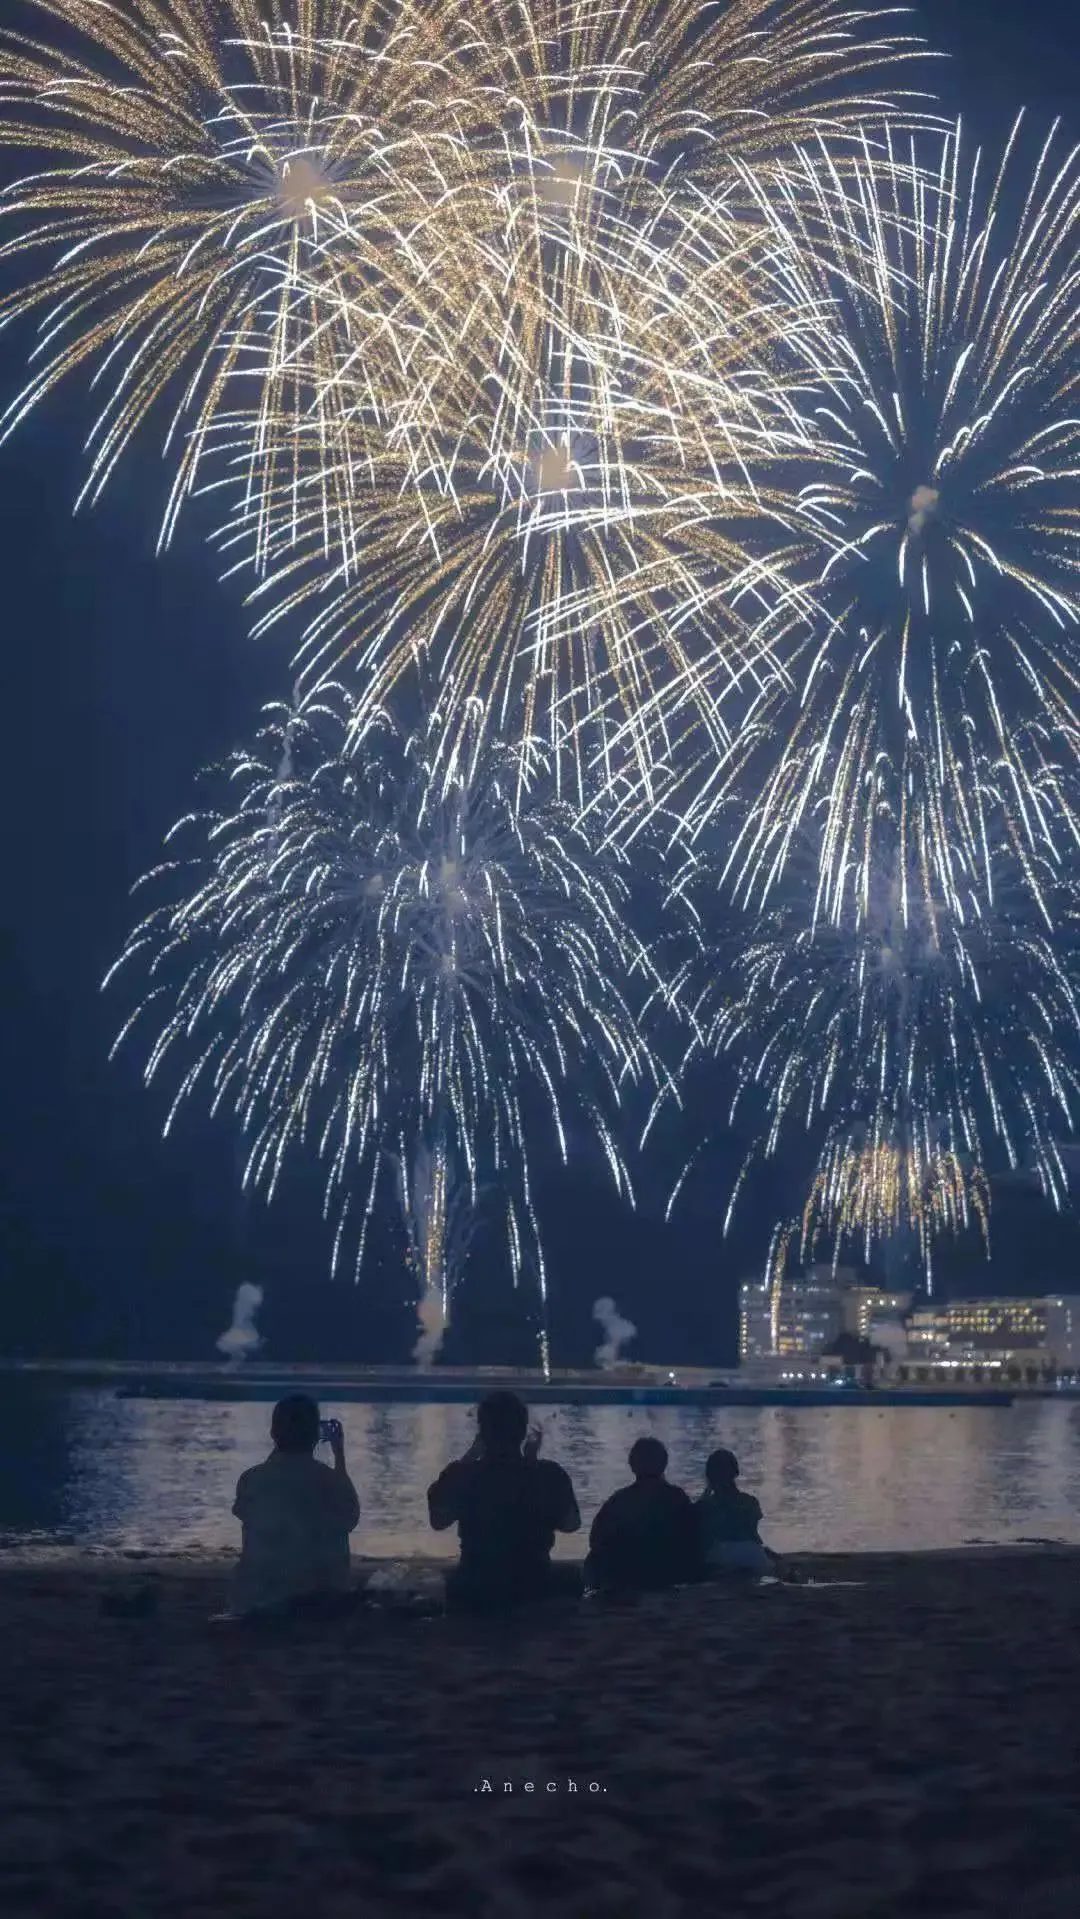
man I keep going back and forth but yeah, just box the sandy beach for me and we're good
[1,1547,1078,1918]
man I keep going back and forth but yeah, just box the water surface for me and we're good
[4,1385,1080,1555]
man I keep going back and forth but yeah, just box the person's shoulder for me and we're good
[233,1457,276,1510]
[305,1455,344,1489]
[262,1452,337,1488]
[435,1456,472,1485]
[429,1456,472,1498]
[595,1480,632,1509]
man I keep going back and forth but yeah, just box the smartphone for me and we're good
[319,1418,342,1444]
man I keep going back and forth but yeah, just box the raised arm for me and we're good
[555,1471,582,1535]
[330,1463,361,1532]
[328,1426,361,1531]
[427,1462,466,1532]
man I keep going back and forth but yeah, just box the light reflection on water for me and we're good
[3,1389,1080,1555]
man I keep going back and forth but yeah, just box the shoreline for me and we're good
[0,1358,1019,1406]
[2,1539,1077,1578]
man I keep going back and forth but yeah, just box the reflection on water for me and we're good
[3,1387,1080,1555]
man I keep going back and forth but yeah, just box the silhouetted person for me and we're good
[586,1437,699,1595]
[696,1447,797,1581]
[231,1396,361,1617]
[427,1391,582,1614]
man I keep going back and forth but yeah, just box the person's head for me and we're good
[476,1390,529,1456]
[705,1447,739,1491]
[628,1436,668,1481]
[271,1394,320,1455]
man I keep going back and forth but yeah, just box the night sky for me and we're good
[3,0,1080,1367]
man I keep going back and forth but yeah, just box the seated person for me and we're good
[696,1447,797,1581]
[427,1390,582,1614]
[230,1396,361,1617]
[585,1437,700,1595]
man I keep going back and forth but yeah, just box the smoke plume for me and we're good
[216,1283,264,1366]
[592,1295,636,1370]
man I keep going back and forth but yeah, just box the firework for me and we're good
[683,819,1080,1272]
[221,0,932,782]
[763,1131,989,1312]
[428,1,933,170]
[395,1138,479,1366]
[106,686,667,1356]
[0,1,501,551]
[0,2,930,782]
[797,1131,991,1278]
[687,119,1080,924]
[224,159,827,798]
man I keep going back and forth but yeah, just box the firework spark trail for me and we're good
[796,1133,991,1279]
[14,4,1053,1295]
[677,818,1080,1268]
[395,1137,479,1365]
[0,2,933,789]
[105,685,669,1332]
[421,0,935,169]
[684,118,1080,925]
[0,0,519,553]
[760,1136,988,1321]
[220,154,836,805]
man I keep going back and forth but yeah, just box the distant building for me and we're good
[944,1298,1047,1352]
[741,1262,1080,1383]
[742,1259,1080,1372]
[739,1266,845,1367]
[905,1309,948,1358]
[738,1280,774,1363]
[776,1273,844,1356]
[839,1285,913,1341]
[895,1294,1080,1379]
[865,1314,910,1365]
[1044,1297,1080,1371]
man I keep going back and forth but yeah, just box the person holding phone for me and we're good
[427,1390,582,1615]
[230,1395,361,1618]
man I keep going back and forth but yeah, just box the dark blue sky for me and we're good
[2,0,1080,1365]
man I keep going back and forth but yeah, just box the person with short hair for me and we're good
[427,1390,582,1614]
[230,1395,361,1617]
[585,1436,699,1595]
[696,1448,796,1581]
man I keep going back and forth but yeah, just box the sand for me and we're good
[1,1547,1078,1918]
